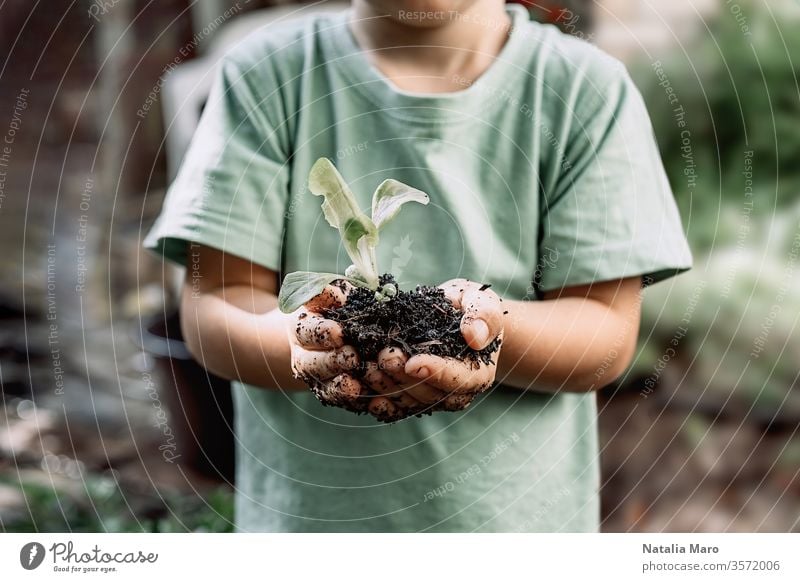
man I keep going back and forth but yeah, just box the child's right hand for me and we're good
[288,283,426,421]
[289,283,366,409]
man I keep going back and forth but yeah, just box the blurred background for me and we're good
[0,0,797,532]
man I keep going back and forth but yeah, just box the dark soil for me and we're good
[324,274,501,373]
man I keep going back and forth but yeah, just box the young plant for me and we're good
[277,158,429,313]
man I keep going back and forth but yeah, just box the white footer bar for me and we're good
[1,533,797,581]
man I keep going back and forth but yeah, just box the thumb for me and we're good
[460,287,504,350]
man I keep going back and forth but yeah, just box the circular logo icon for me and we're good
[19,542,46,570]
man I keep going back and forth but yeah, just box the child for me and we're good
[145,0,691,532]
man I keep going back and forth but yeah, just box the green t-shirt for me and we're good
[145,5,691,532]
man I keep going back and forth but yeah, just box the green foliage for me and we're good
[277,271,362,313]
[150,487,234,533]
[2,475,234,533]
[308,158,380,289]
[371,178,429,230]
[278,158,429,312]
[633,0,800,250]
[630,2,800,414]
[634,201,800,419]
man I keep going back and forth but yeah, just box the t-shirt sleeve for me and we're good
[143,55,289,270]
[536,62,692,292]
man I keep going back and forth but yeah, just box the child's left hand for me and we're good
[362,279,504,420]
[404,278,504,392]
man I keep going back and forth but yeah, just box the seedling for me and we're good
[277,158,429,313]
[279,158,501,421]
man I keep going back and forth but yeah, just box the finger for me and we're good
[440,280,467,309]
[368,396,400,422]
[376,346,409,378]
[460,287,504,350]
[304,282,352,312]
[364,364,422,409]
[441,392,476,412]
[294,310,344,349]
[405,353,495,393]
[379,347,449,405]
[403,382,449,406]
[311,373,366,409]
[292,345,359,381]
[363,361,397,394]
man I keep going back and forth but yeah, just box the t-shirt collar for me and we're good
[322,4,531,124]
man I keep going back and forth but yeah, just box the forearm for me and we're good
[180,285,305,390]
[497,295,640,393]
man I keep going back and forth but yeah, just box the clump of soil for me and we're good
[324,274,501,373]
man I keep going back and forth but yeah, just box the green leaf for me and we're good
[371,179,429,230]
[277,271,346,313]
[308,158,379,288]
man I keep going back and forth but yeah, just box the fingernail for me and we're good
[472,319,489,346]
[415,366,431,379]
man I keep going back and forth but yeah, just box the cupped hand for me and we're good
[362,279,505,419]
[363,347,480,416]
[289,282,366,411]
[404,278,504,399]
[289,282,417,421]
